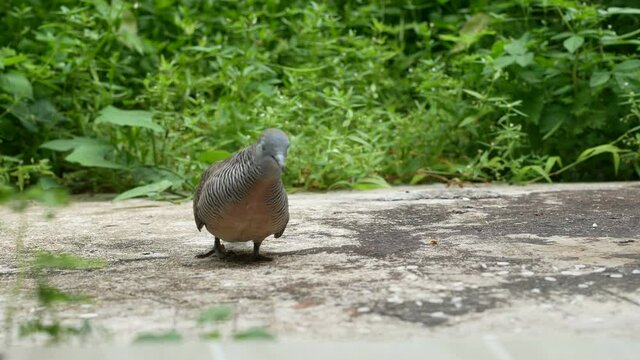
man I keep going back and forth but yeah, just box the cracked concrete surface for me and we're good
[1,182,639,344]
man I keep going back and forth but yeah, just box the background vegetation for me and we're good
[1,0,639,198]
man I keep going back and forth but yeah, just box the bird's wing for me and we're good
[274,187,289,238]
[193,159,228,231]
[193,146,256,231]
[274,220,288,238]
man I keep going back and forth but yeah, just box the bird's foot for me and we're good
[195,248,216,259]
[196,241,229,259]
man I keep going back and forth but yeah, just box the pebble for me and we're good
[497,270,509,275]
[610,274,623,278]
[78,313,98,319]
[578,283,589,289]
[593,267,606,273]
[574,264,586,270]
[481,272,494,277]
[405,274,418,281]
[387,295,403,304]
[430,312,447,318]
[357,307,370,313]
[521,271,535,276]
[415,300,423,306]
[632,269,640,274]
[427,297,444,304]
[497,262,509,266]
[592,223,598,228]
[561,270,581,276]
[544,276,557,282]
[480,263,488,269]
[531,288,541,294]
[389,286,401,293]
[406,265,418,270]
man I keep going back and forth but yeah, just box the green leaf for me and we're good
[577,144,621,162]
[410,173,426,185]
[32,251,106,271]
[37,283,91,305]
[0,49,29,68]
[95,105,163,133]
[233,327,274,341]
[197,306,233,324]
[577,144,622,175]
[589,72,610,87]
[134,331,182,343]
[544,156,562,174]
[603,7,640,15]
[113,180,173,201]
[200,331,221,340]
[612,60,640,74]
[494,55,515,69]
[514,53,534,67]
[65,144,126,169]
[518,165,551,183]
[118,10,144,54]
[198,150,231,164]
[40,137,105,152]
[504,35,528,56]
[131,166,184,190]
[24,186,70,207]
[519,70,543,84]
[462,89,485,100]
[41,138,125,170]
[0,184,13,204]
[347,134,371,147]
[0,72,33,99]
[352,176,391,190]
[563,35,584,54]
[327,180,352,190]
[459,116,477,128]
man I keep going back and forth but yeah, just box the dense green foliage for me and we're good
[1,0,639,197]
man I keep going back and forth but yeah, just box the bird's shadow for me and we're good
[188,250,274,267]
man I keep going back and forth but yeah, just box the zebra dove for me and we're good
[193,129,290,261]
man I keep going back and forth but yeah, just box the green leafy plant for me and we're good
[134,330,182,343]
[233,327,275,341]
[1,0,638,197]
[131,305,274,343]
[15,252,105,343]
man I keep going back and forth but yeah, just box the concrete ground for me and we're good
[1,182,639,349]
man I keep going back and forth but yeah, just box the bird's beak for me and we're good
[275,154,286,170]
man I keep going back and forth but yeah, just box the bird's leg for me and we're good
[196,237,227,259]
[252,241,272,262]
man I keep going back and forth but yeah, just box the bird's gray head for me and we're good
[256,128,289,173]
